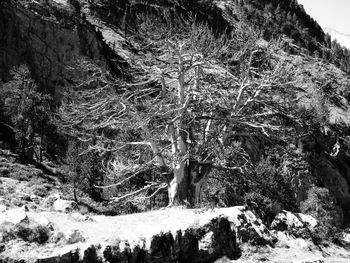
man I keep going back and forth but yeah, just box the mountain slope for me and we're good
[2,1,350,261]
[324,28,350,49]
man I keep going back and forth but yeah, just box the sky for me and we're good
[297,0,349,34]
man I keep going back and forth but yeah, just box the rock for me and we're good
[271,210,317,231]
[30,194,41,204]
[29,204,38,210]
[334,230,350,248]
[0,243,5,253]
[199,231,214,252]
[208,217,241,260]
[0,198,7,205]
[0,0,128,89]
[36,249,80,263]
[52,199,77,213]
[43,193,61,207]
[47,193,60,202]
[21,194,31,202]
[70,212,94,222]
[103,216,240,263]
[0,207,28,225]
[150,231,174,262]
[49,231,66,244]
[31,216,52,228]
[66,229,86,244]
[0,204,7,212]
[234,208,277,246]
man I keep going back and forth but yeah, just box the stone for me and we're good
[50,231,66,244]
[234,208,277,246]
[150,231,174,261]
[0,243,5,253]
[204,217,241,261]
[0,198,7,205]
[271,210,317,231]
[66,229,86,244]
[70,212,94,222]
[32,216,52,228]
[334,230,350,248]
[0,207,28,225]
[52,199,77,213]
[47,193,61,201]
[199,231,214,251]
[0,204,7,212]
[21,194,31,201]
[30,194,41,204]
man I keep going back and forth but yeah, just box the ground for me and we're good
[1,151,350,262]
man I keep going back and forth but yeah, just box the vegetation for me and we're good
[229,0,350,74]
[0,221,52,244]
[301,186,343,241]
[57,10,307,208]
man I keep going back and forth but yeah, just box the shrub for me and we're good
[65,140,104,202]
[243,192,281,225]
[33,185,49,197]
[15,222,51,244]
[300,186,343,242]
[0,222,16,242]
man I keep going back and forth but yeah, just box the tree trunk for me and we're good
[169,159,212,206]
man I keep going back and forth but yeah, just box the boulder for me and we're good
[66,229,86,244]
[0,204,7,212]
[30,194,41,204]
[234,208,277,246]
[271,210,317,231]
[49,231,66,244]
[47,193,60,202]
[334,230,350,248]
[70,212,94,222]
[0,198,7,205]
[31,216,52,228]
[0,207,27,225]
[0,243,5,253]
[52,199,77,213]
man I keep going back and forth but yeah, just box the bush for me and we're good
[65,140,104,202]
[15,222,51,244]
[33,185,49,197]
[300,186,343,241]
[0,222,16,242]
[244,192,281,225]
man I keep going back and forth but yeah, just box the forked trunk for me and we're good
[169,159,212,206]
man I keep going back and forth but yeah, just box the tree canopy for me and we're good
[58,15,304,206]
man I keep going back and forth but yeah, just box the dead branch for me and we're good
[144,183,168,199]
[110,182,162,203]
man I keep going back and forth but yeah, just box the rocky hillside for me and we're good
[1,0,350,262]
[0,151,349,262]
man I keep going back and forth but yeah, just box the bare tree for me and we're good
[58,18,298,206]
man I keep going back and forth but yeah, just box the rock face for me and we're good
[107,217,239,263]
[0,216,240,263]
[271,210,317,231]
[235,209,277,246]
[0,0,128,96]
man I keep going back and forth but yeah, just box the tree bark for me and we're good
[169,159,212,206]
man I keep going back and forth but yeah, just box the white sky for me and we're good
[297,0,349,33]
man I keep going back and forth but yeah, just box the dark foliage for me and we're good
[232,0,350,74]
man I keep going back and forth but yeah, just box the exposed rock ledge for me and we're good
[1,207,247,263]
[1,206,350,263]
